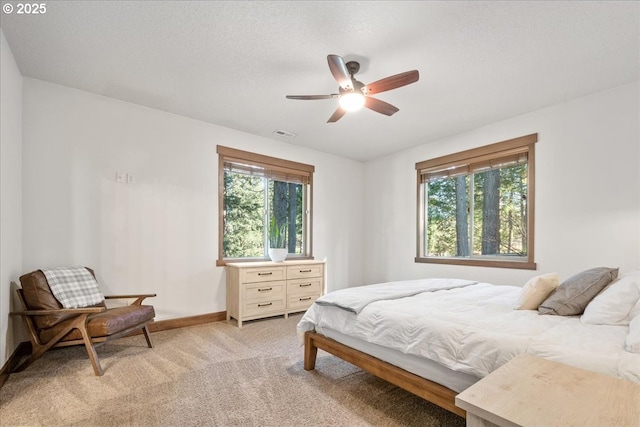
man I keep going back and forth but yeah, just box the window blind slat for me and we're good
[421,149,528,182]
[468,152,528,174]
[223,158,310,184]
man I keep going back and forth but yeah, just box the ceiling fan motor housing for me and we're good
[339,79,365,96]
[345,61,361,75]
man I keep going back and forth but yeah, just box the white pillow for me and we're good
[516,273,560,310]
[624,309,640,353]
[581,270,640,326]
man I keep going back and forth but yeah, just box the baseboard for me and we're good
[0,311,226,389]
[148,311,227,333]
[0,341,32,389]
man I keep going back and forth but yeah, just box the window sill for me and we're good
[415,256,536,270]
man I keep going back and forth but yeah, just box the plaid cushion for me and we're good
[42,267,105,308]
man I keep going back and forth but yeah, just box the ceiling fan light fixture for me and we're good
[339,92,365,111]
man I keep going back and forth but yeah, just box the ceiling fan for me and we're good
[286,54,419,123]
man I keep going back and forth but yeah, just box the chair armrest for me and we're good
[10,307,106,316]
[104,294,156,306]
[104,294,156,299]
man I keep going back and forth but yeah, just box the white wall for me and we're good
[0,30,23,363]
[22,78,365,321]
[364,82,640,286]
[11,63,640,353]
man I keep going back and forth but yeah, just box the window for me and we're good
[217,146,314,265]
[415,134,537,269]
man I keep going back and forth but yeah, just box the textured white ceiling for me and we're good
[2,1,638,161]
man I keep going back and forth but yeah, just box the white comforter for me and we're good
[297,280,640,384]
[314,278,476,313]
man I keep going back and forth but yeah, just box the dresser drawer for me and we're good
[245,281,285,300]
[241,266,286,283]
[286,264,323,280]
[287,293,320,311]
[287,278,322,296]
[243,297,285,318]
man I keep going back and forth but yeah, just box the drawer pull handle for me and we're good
[299,297,312,301]
[258,272,273,276]
[258,287,272,292]
[299,269,312,273]
[258,302,273,307]
[299,283,312,287]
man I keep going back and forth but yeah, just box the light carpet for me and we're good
[0,314,464,427]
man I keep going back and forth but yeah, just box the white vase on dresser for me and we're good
[267,248,287,262]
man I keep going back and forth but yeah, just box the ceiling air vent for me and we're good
[273,129,296,139]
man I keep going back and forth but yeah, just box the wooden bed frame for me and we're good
[304,331,466,418]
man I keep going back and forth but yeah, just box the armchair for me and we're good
[11,268,156,376]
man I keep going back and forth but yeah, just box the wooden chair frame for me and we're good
[11,290,156,376]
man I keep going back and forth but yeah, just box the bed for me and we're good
[296,271,640,417]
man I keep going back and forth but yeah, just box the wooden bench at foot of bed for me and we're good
[304,331,465,418]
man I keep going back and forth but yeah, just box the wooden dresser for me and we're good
[225,260,326,327]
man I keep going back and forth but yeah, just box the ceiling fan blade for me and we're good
[286,94,338,100]
[327,107,347,123]
[363,70,419,95]
[364,97,399,116]
[327,55,352,90]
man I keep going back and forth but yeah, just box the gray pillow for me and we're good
[538,267,619,316]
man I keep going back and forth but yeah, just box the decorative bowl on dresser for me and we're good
[225,260,326,327]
